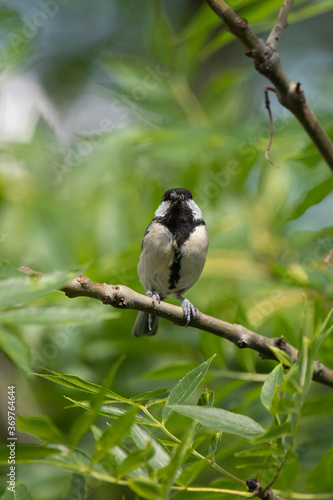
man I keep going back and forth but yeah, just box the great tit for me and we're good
[132,188,209,337]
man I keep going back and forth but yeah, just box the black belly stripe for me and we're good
[169,247,181,290]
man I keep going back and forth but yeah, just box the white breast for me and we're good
[138,223,175,296]
[137,222,209,297]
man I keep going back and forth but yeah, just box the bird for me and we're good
[132,188,209,337]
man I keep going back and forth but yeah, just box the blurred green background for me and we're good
[1,0,333,498]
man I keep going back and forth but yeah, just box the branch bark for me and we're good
[204,0,333,172]
[53,274,333,388]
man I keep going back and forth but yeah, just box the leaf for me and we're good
[64,398,152,425]
[0,445,62,464]
[288,176,333,222]
[129,477,163,500]
[235,445,284,457]
[162,355,215,423]
[176,458,210,487]
[0,326,31,372]
[312,307,333,353]
[131,424,171,470]
[208,431,223,461]
[17,415,63,443]
[266,345,293,368]
[0,271,74,307]
[0,483,33,500]
[0,306,117,326]
[260,364,284,413]
[130,388,168,402]
[253,422,292,444]
[35,370,129,403]
[306,445,333,492]
[92,407,137,464]
[70,355,126,447]
[68,473,87,500]
[170,405,265,439]
[117,443,155,479]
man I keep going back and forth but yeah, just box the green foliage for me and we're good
[0,0,333,499]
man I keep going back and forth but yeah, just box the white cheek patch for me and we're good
[187,199,203,220]
[155,200,171,218]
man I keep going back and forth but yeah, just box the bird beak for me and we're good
[170,192,183,203]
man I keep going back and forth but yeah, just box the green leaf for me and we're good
[260,364,284,413]
[253,422,292,444]
[68,473,87,500]
[117,443,155,479]
[0,445,62,464]
[0,306,117,326]
[0,483,33,500]
[288,176,333,222]
[281,365,302,394]
[130,388,168,402]
[92,407,137,464]
[64,398,152,425]
[162,355,215,423]
[0,326,31,372]
[266,345,293,368]
[129,477,163,500]
[176,458,210,487]
[0,270,74,307]
[70,355,126,447]
[208,431,223,461]
[312,307,333,353]
[17,415,63,443]
[35,370,129,403]
[170,405,265,439]
[198,388,215,407]
[131,424,171,471]
[235,445,284,457]
[306,445,333,492]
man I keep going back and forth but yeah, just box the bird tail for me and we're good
[132,311,160,337]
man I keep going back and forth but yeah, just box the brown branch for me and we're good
[204,0,333,172]
[266,0,294,49]
[27,272,331,388]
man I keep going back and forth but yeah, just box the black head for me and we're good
[162,188,192,203]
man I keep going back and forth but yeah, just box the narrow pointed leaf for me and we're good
[17,415,63,443]
[0,325,31,372]
[93,407,137,464]
[162,355,215,423]
[117,443,154,478]
[176,458,210,487]
[129,477,163,500]
[170,405,264,439]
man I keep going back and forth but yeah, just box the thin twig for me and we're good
[266,0,294,49]
[204,0,333,172]
[264,86,278,166]
[19,269,333,388]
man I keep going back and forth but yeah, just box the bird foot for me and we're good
[146,291,161,330]
[181,298,196,327]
